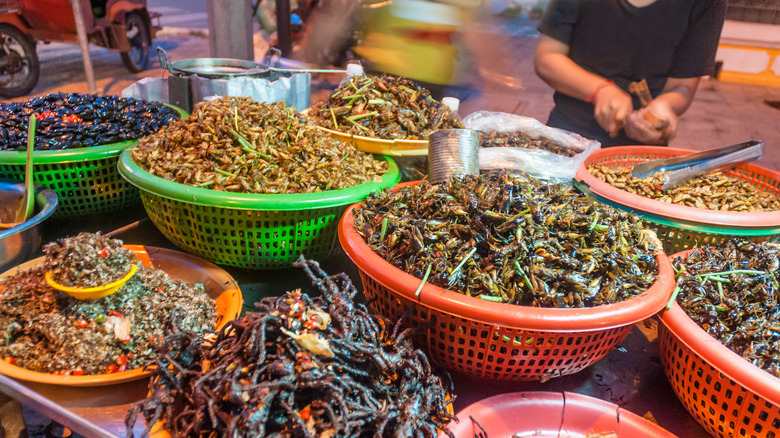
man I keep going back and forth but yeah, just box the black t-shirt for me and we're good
[537,0,727,146]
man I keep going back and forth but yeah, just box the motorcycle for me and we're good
[0,0,156,98]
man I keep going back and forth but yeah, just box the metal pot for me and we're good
[157,47,271,79]
[0,183,58,273]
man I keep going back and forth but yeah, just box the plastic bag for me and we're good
[463,111,600,182]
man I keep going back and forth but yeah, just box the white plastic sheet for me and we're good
[121,73,312,111]
[464,111,601,182]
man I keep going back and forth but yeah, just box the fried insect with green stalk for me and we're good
[313,74,463,140]
[671,239,780,377]
[353,171,662,308]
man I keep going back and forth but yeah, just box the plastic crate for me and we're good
[659,249,780,438]
[338,204,676,381]
[118,149,400,270]
[574,146,780,254]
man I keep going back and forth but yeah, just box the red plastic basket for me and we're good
[659,250,780,438]
[574,146,780,254]
[338,204,676,381]
[441,391,676,437]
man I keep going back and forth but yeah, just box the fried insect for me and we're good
[125,256,457,438]
[132,97,387,194]
[0,233,215,376]
[671,240,780,377]
[352,172,661,308]
[479,131,578,157]
[588,164,780,212]
[312,74,463,140]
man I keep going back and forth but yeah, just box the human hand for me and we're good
[624,100,678,145]
[591,84,633,138]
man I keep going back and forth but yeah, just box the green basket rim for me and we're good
[0,104,188,165]
[118,148,400,210]
[575,180,780,236]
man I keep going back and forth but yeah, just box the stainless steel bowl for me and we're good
[0,182,58,272]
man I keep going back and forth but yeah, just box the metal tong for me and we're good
[630,140,764,178]
[660,141,764,190]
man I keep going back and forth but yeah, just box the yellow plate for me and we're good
[316,125,429,157]
[45,264,138,300]
[0,245,243,387]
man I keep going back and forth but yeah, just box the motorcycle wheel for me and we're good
[120,12,150,73]
[0,24,39,99]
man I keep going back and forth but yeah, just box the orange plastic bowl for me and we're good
[659,250,780,438]
[338,196,676,381]
[574,146,780,254]
[441,391,676,437]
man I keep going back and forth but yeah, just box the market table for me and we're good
[0,205,714,438]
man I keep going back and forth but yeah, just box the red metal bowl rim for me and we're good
[660,249,780,403]
[338,200,676,332]
[575,146,780,228]
[445,391,676,437]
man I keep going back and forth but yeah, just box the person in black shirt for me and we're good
[534,0,727,147]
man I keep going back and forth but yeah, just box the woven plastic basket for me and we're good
[659,249,780,438]
[118,149,400,269]
[338,204,675,381]
[574,146,780,255]
[444,391,676,437]
[0,105,187,218]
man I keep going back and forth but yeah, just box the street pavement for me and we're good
[6,9,780,172]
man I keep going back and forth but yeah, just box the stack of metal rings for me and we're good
[427,129,480,184]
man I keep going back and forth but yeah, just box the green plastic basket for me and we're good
[574,146,780,254]
[117,149,400,269]
[0,105,187,218]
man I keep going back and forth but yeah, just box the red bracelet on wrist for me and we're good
[585,79,615,103]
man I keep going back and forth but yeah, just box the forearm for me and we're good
[654,77,701,116]
[534,35,614,102]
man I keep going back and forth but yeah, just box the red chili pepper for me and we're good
[105,364,117,374]
[116,355,128,366]
[38,110,57,119]
[300,405,311,421]
[77,319,89,328]
[72,369,84,376]
[4,356,15,365]
[108,310,124,318]
[303,316,318,330]
[101,246,110,257]
[62,114,82,123]
[117,363,127,373]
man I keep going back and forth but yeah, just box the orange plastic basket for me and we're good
[574,146,780,254]
[338,204,676,381]
[659,250,780,438]
[443,391,676,437]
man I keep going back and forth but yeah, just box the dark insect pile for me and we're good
[0,92,179,150]
[353,172,661,308]
[588,164,780,211]
[0,233,216,376]
[43,232,137,288]
[671,240,780,377]
[132,97,388,194]
[126,256,456,438]
[479,131,579,157]
[312,74,463,140]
